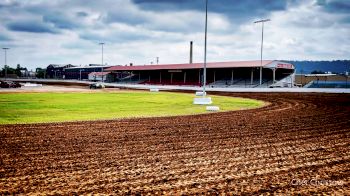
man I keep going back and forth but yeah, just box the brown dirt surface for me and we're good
[0,92,349,195]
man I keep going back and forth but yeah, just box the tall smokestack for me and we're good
[189,41,193,64]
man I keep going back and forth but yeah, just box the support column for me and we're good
[273,68,276,84]
[171,73,173,84]
[149,73,150,82]
[160,72,162,83]
[139,72,141,81]
[184,72,186,84]
[259,67,262,85]
[213,71,216,84]
[231,69,234,85]
[251,68,254,85]
[199,69,201,85]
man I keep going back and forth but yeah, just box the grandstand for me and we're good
[106,60,295,88]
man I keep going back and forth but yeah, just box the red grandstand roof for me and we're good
[106,60,275,71]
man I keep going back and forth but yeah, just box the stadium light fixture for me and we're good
[254,19,270,86]
[99,42,105,82]
[2,47,9,79]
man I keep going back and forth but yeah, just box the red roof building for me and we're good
[106,60,294,71]
[105,60,295,87]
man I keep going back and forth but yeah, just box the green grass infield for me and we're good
[0,91,265,124]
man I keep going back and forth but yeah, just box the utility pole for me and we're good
[2,48,9,78]
[254,19,270,86]
[203,0,208,96]
[156,57,159,65]
[190,41,193,64]
[99,42,105,82]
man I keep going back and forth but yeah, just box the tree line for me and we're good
[0,65,46,78]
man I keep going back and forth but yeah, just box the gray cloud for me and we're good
[320,0,350,13]
[76,11,88,17]
[80,31,151,43]
[0,34,11,41]
[0,0,348,69]
[132,0,289,23]
[6,20,59,34]
[0,1,20,9]
[43,12,81,29]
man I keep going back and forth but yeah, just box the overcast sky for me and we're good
[0,0,349,70]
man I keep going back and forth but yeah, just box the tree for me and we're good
[311,70,324,74]
[1,65,16,76]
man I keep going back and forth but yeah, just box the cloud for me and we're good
[0,1,19,9]
[76,11,88,17]
[132,0,289,23]
[0,34,11,41]
[319,0,350,13]
[43,12,81,29]
[0,0,348,69]
[6,20,59,34]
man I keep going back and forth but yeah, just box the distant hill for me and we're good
[283,60,350,74]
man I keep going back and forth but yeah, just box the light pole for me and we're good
[254,19,270,86]
[99,42,105,82]
[2,48,9,78]
[203,0,208,96]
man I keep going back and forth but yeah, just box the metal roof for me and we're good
[106,60,275,71]
[48,64,77,68]
[305,74,337,77]
[65,65,112,70]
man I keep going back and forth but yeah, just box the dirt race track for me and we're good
[1,92,349,195]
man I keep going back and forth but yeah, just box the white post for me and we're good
[99,42,105,82]
[202,0,208,96]
[254,19,270,86]
[260,22,264,86]
[2,48,9,78]
[273,68,276,84]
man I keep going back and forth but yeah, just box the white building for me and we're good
[88,72,111,82]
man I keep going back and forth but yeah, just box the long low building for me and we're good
[105,60,295,88]
[64,65,112,80]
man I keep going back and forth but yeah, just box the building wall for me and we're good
[46,66,65,79]
[88,74,113,82]
[65,67,108,80]
[295,75,349,86]
[46,64,75,79]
